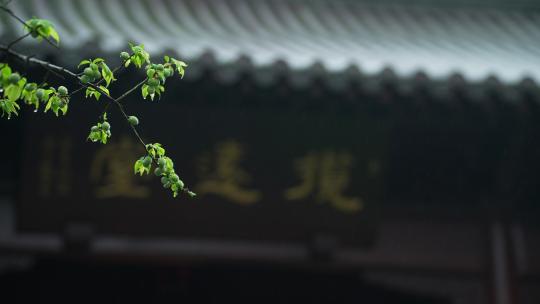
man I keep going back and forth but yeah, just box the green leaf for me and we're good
[100,62,115,86]
[141,84,149,99]
[85,87,101,101]
[48,27,60,44]
[134,159,143,175]
[171,183,179,197]
[171,58,188,78]
[5,85,21,102]
[156,146,165,157]
[101,130,107,144]
[134,157,150,176]
[78,60,91,68]
[45,96,59,113]
[0,99,20,118]
[99,85,110,97]
[1,64,11,80]
[60,103,68,116]
[133,57,142,68]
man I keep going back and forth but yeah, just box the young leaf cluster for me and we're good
[0,63,69,117]
[23,18,60,45]
[134,143,195,197]
[78,58,115,101]
[140,56,187,101]
[166,56,188,79]
[87,116,111,144]
[124,43,150,68]
[44,85,69,116]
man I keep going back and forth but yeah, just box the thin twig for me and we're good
[96,77,146,119]
[6,32,30,49]
[68,85,85,98]
[116,77,147,103]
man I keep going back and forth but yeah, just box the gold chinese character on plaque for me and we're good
[90,136,150,199]
[285,151,364,213]
[38,136,72,197]
[195,139,261,205]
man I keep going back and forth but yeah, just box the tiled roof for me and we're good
[1,0,539,87]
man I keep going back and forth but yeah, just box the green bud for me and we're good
[93,70,102,80]
[147,86,156,95]
[177,179,184,190]
[147,78,159,87]
[91,126,99,132]
[163,68,172,77]
[8,73,20,84]
[101,121,110,131]
[146,68,155,78]
[24,83,36,91]
[36,88,45,100]
[128,115,139,126]
[80,75,90,83]
[58,86,68,95]
[154,167,163,176]
[83,67,93,77]
[143,156,152,167]
[163,182,171,189]
[156,64,164,71]
[170,174,180,183]
[90,63,98,71]
[157,158,166,167]
[120,52,130,60]
[161,176,169,185]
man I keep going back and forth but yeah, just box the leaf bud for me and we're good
[128,115,139,126]
[101,121,111,131]
[120,52,130,60]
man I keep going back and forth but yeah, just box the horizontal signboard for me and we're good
[19,103,387,248]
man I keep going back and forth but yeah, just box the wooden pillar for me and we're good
[490,221,518,304]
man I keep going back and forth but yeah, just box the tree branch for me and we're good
[2,43,142,134]
[0,44,193,195]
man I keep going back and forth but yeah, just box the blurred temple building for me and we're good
[1,0,540,303]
